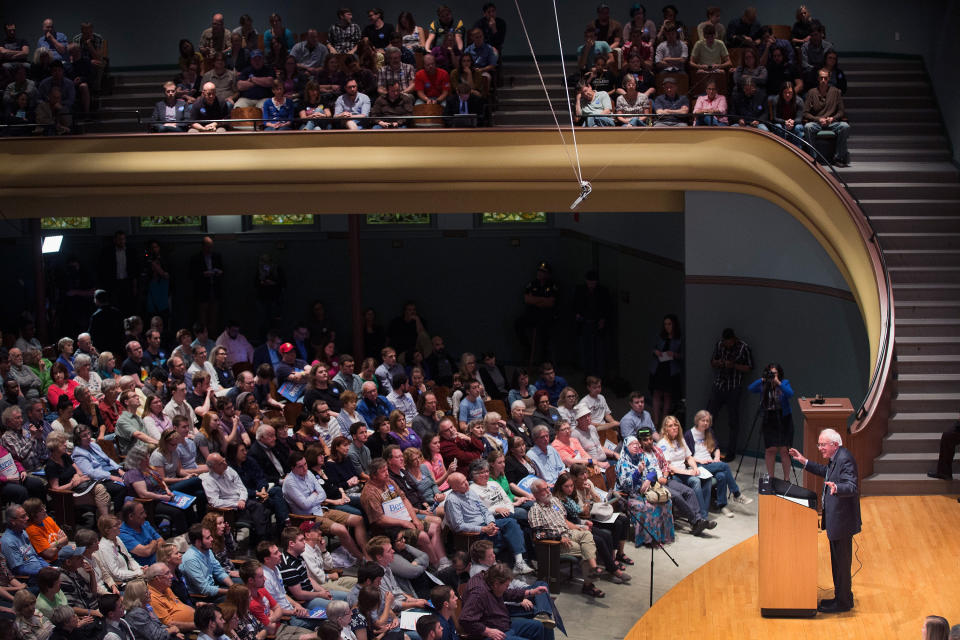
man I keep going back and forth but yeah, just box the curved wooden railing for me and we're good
[0,127,893,465]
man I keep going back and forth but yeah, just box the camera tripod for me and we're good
[735,391,800,486]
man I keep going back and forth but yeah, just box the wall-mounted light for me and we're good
[41,236,63,254]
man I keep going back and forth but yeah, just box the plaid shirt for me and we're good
[329,22,362,52]
[377,63,415,91]
[1,429,47,472]
[528,496,570,537]
[710,339,753,391]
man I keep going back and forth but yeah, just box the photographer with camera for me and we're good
[748,363,794,480]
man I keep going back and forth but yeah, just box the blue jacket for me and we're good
[748,378,794,417]
[357,395,395,427]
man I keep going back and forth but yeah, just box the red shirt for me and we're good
[414,67,450,99]
[98,398,119,434]
[249,587,278,627]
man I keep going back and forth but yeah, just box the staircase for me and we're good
[84,68,176,134]
[838,58,960,495]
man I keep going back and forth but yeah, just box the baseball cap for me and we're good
[278,342,295,354]
[58,543,86,560]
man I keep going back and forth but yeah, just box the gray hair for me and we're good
[326,600,350,619]
[510,400,526,413]
[78,332,91,342]
[469,458,489,480]
[144,563,168,581]
[820,428,843,446]
[255,424,275,441]
[46,430,68,451]
[74,353,91,368]
[119,375,136,388]
[531,425,549,440]
[49,605,76,628]
[102,378,118,393]
[74,528,98,548]
[124,443,152,470]
[555,418,571,430]
[1,406,22,427]
[483,412,501,425]
[530,478,547,493]
[4,504,22,521]
[57,337,74,352]
[384,46,400,57]
[948,624,960,640]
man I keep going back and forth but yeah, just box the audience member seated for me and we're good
[658,415,714,526]
[762,41,799,95]
[615,74,652,126]
[371,80,412,128]
[552,472,631,585]
[800,20,833,89]
[555,387,579,425]
[614,432,675,546]
[249,422,291,486]
[282,451,368,561]
[803,68,850,166]
[13,591,52,640]
[821,49,846,94]
[384,444,441,523]
[657,4,687,43]
[235,50,274,109]
[550,419,592,467]
[654,21,687,73]
[365,536,429,613]
[188,82,228,133]
[95,515,144,587]
[145,562,195,631]
[201,452,270,542]
[733,47,767,96]
[387,408,421,451]
[689,24,731,77]
[46,362,78,410]
[198,13,230,62]
[692,80,727,126]
[181,523,231,598]
[726,6,763,48]
[685,409,752,517]
[730,76,767,130]
[530,391,559,438]
[38,19,68,63]
[116,389,157,455]
[8,348,43,400]
[45,430,111,518]
[23,497,69,563]
[175,60,201,104]
[525,425,566,487]
[50,396,77,435]
[696,6,726,42]
[225,33,248,71]
[122,444,191,536]
[413,54,450,106]
[0,407,46,500]
[303,365,345,415]
[329,9,362,55]
[1,23,31,72]
[56,543,103,619]
[262,79,294,131]
[2,503,49,577]
[123,578,181,638]
[201,53,238,108]
[150,80,189,133]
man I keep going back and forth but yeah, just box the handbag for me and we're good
[590,502,615,519]
[643,481,671,504]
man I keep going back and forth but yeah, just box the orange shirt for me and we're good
[26,516,62,554]
[148,583,195,625]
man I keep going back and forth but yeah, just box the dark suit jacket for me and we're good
[443,94,486,127]
[248,439,291,485]
[805,445,861,540]
[252,343,277,369]
[188,251,224,301]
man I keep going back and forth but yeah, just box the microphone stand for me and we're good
[637,520,679,607]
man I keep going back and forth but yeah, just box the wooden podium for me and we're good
[798,397,854,500]
[758,478,818,617]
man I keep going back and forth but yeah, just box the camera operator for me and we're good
[748,363,794,480]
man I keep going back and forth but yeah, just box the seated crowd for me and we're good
[0,253,758,640]
[141,4,502,134]
[572,3,851,165]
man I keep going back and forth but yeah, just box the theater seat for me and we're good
[413,103,444,127]
[230,107,262,131]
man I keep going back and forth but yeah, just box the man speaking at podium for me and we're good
[789,428,861,614]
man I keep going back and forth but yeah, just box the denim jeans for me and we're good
[680,473,712,519]
[506,616,554,640]
[491,515,526,555]
[584,115,615,127]
[506,580,552,618]
[696,114,727,126]
[703,461,739,507]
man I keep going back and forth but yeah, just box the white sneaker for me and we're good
[514,560,535,575]
[720,506,734,518]
[733,494,754,506]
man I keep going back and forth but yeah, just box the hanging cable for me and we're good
[512,0,591,209]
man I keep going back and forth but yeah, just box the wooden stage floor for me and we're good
[626,495,959,640]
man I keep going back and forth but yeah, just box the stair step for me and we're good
[491,110,557,126]
[859,199,960,216]
[852,121,943,134]
[843,107,941,122]
[870,216,960,233]
[841,58,924,70]
[845,81,932,97]
[889,410,959,432]
[848,135,949,150]
[885,249,960,267]
[872,452,955,474]
[894,300,960,320]
[861,473,960,496]
[851,148,952,162]
[843,96,937,109]
[888,266,960,284]
[891,391,960,413]
[896,318,960,337]
[895,336,960,356]
[883,431,954,454]
[880,233,960,251]
[847,183,960,200]
[896,355,960,375]
[897,373,960,393]
[892,282,960,300]
[836,163,960,183]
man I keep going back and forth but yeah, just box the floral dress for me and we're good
[615,447,675,546]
